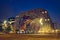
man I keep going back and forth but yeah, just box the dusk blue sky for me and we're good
[0,0,60,29]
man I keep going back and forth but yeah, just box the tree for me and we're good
[0,26,3,32]
[5,26,11,33]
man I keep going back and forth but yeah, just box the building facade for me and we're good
[15,8,54,33]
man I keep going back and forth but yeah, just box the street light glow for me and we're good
[39,18,43,25]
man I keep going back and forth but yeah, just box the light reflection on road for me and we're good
[0,33,59,40]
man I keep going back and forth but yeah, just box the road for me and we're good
[0,33,59,40]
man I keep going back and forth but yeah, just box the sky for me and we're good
[0,0,60,29]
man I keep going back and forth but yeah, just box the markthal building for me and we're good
[15,8,54,34]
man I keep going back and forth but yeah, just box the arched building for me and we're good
[15,8,54,33]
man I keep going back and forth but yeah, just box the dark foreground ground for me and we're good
[0,33,59,40]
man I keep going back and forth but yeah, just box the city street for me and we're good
[0,33,59,40]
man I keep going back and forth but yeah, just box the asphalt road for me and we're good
[0,33,59,40]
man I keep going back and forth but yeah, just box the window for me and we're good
[45,11,47,13]
[16,16,19,18]
[45,18,50,21]
[42,11,44,14]
[48,19,50,21]
[45,19,47,21]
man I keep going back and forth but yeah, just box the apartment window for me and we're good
[48,19,50,21]
[42,11,44,14]
[45,11,47,13]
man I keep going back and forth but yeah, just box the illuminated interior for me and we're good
[30,18,52,33]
